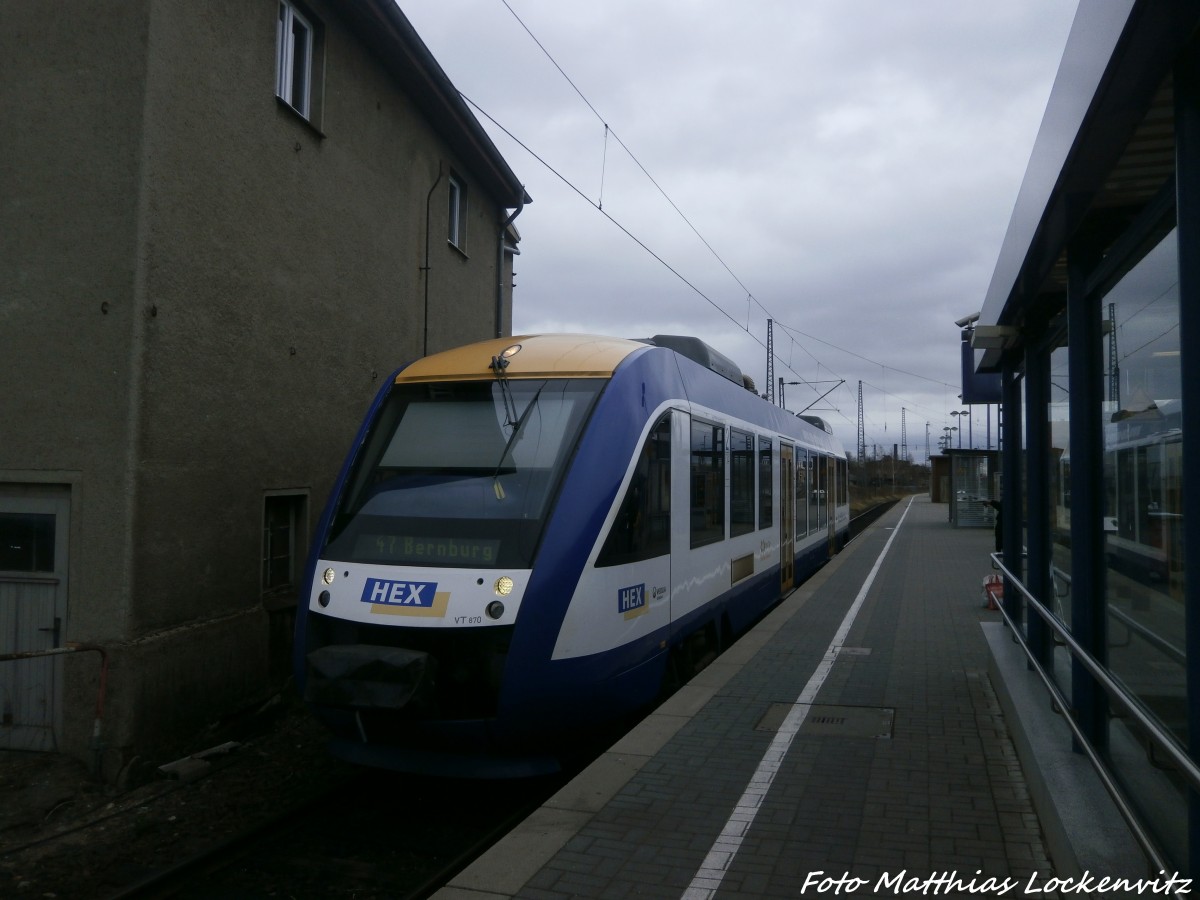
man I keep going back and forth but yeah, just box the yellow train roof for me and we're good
[394,334,645,383]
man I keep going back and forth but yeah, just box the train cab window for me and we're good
[596,414,672,566]
[758,436,773,529]
[730,429,755,537]
[323,378,603,569]
[690,419,725,548]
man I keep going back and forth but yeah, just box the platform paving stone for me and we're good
[438,497,1063,899]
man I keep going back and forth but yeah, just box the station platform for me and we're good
[435,496,1062,899]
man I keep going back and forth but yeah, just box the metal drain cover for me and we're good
[756,703,894,738]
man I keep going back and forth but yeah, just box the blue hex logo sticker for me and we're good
[618,583,647,620]
[361,578,449,617]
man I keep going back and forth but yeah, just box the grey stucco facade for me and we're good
[0,0,527,777]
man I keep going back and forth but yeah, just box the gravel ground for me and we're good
[0,693,348,899]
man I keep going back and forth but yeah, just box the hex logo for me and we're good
[361,578,448,617]
[618,583,647,619]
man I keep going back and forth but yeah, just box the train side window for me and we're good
[596,414,672,566]
[795,448,809,537]
[690,419,725,548]
[758,436,773,529]
[730,429,755,537]
[814,453,828,530]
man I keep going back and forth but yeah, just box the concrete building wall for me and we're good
[1,0,524,775]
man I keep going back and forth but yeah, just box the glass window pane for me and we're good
[1102,230,1184,738]
[1049,338,1071,624]
[795,449,809,537]
[758,437,772,529]
[0,513,55,572]
[325,379,602,568]
[690,420,725,548]
[597,414,671,566]
[730,430,754,537]
[815,455,827,531]
[1097,226,1185,869]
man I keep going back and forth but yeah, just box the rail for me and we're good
[989,553,1199,883]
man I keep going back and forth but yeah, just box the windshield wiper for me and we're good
[492,384,544,500]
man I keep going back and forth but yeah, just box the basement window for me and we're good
[263,492,308,605]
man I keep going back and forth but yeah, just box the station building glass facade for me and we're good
[974,0,1198,876]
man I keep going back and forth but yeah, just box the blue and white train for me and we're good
[294,334,849,776]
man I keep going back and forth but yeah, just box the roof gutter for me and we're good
[496,193,527,338]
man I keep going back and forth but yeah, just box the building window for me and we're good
[690,419,725,548]
[448,175,466,250]
[263,493,307,600]
[0,513,55,572]
[276,1,314,118]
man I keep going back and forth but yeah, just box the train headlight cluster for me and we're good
[494,576,514,596]
[322,568,336,585]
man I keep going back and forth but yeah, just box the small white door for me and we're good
[0,493,70,751]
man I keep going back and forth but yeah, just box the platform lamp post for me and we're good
[951,410,968,448]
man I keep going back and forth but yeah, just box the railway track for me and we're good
[848,497,900,538]
[101,498,902,899]
[111,766,574,899]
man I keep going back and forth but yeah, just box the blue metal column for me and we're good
[1000,360,1023,614]
[1067,236,1108,753]
[1174,34,1200,878]
[1025,344,1053,667]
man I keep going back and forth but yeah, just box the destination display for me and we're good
[355,533,501,566]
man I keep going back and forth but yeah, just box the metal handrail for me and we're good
[989,553,1197,882]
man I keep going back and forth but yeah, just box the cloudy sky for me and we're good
[402,0,1080,460]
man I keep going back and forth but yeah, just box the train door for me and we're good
[780,443,794,592]
[0,491,70,752]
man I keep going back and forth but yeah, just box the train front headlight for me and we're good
[494,576,514,596]
[322,567,336,585]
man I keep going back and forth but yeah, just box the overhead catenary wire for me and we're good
[486,1,952,430]
[471,89,944,437]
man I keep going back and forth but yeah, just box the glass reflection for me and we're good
[1049,336,1070,626]
[1102,229,1184,746]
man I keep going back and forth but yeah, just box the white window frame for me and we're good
[448,175,466,250]
[276,1,313,118]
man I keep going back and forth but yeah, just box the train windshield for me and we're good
[324,378,604,569]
